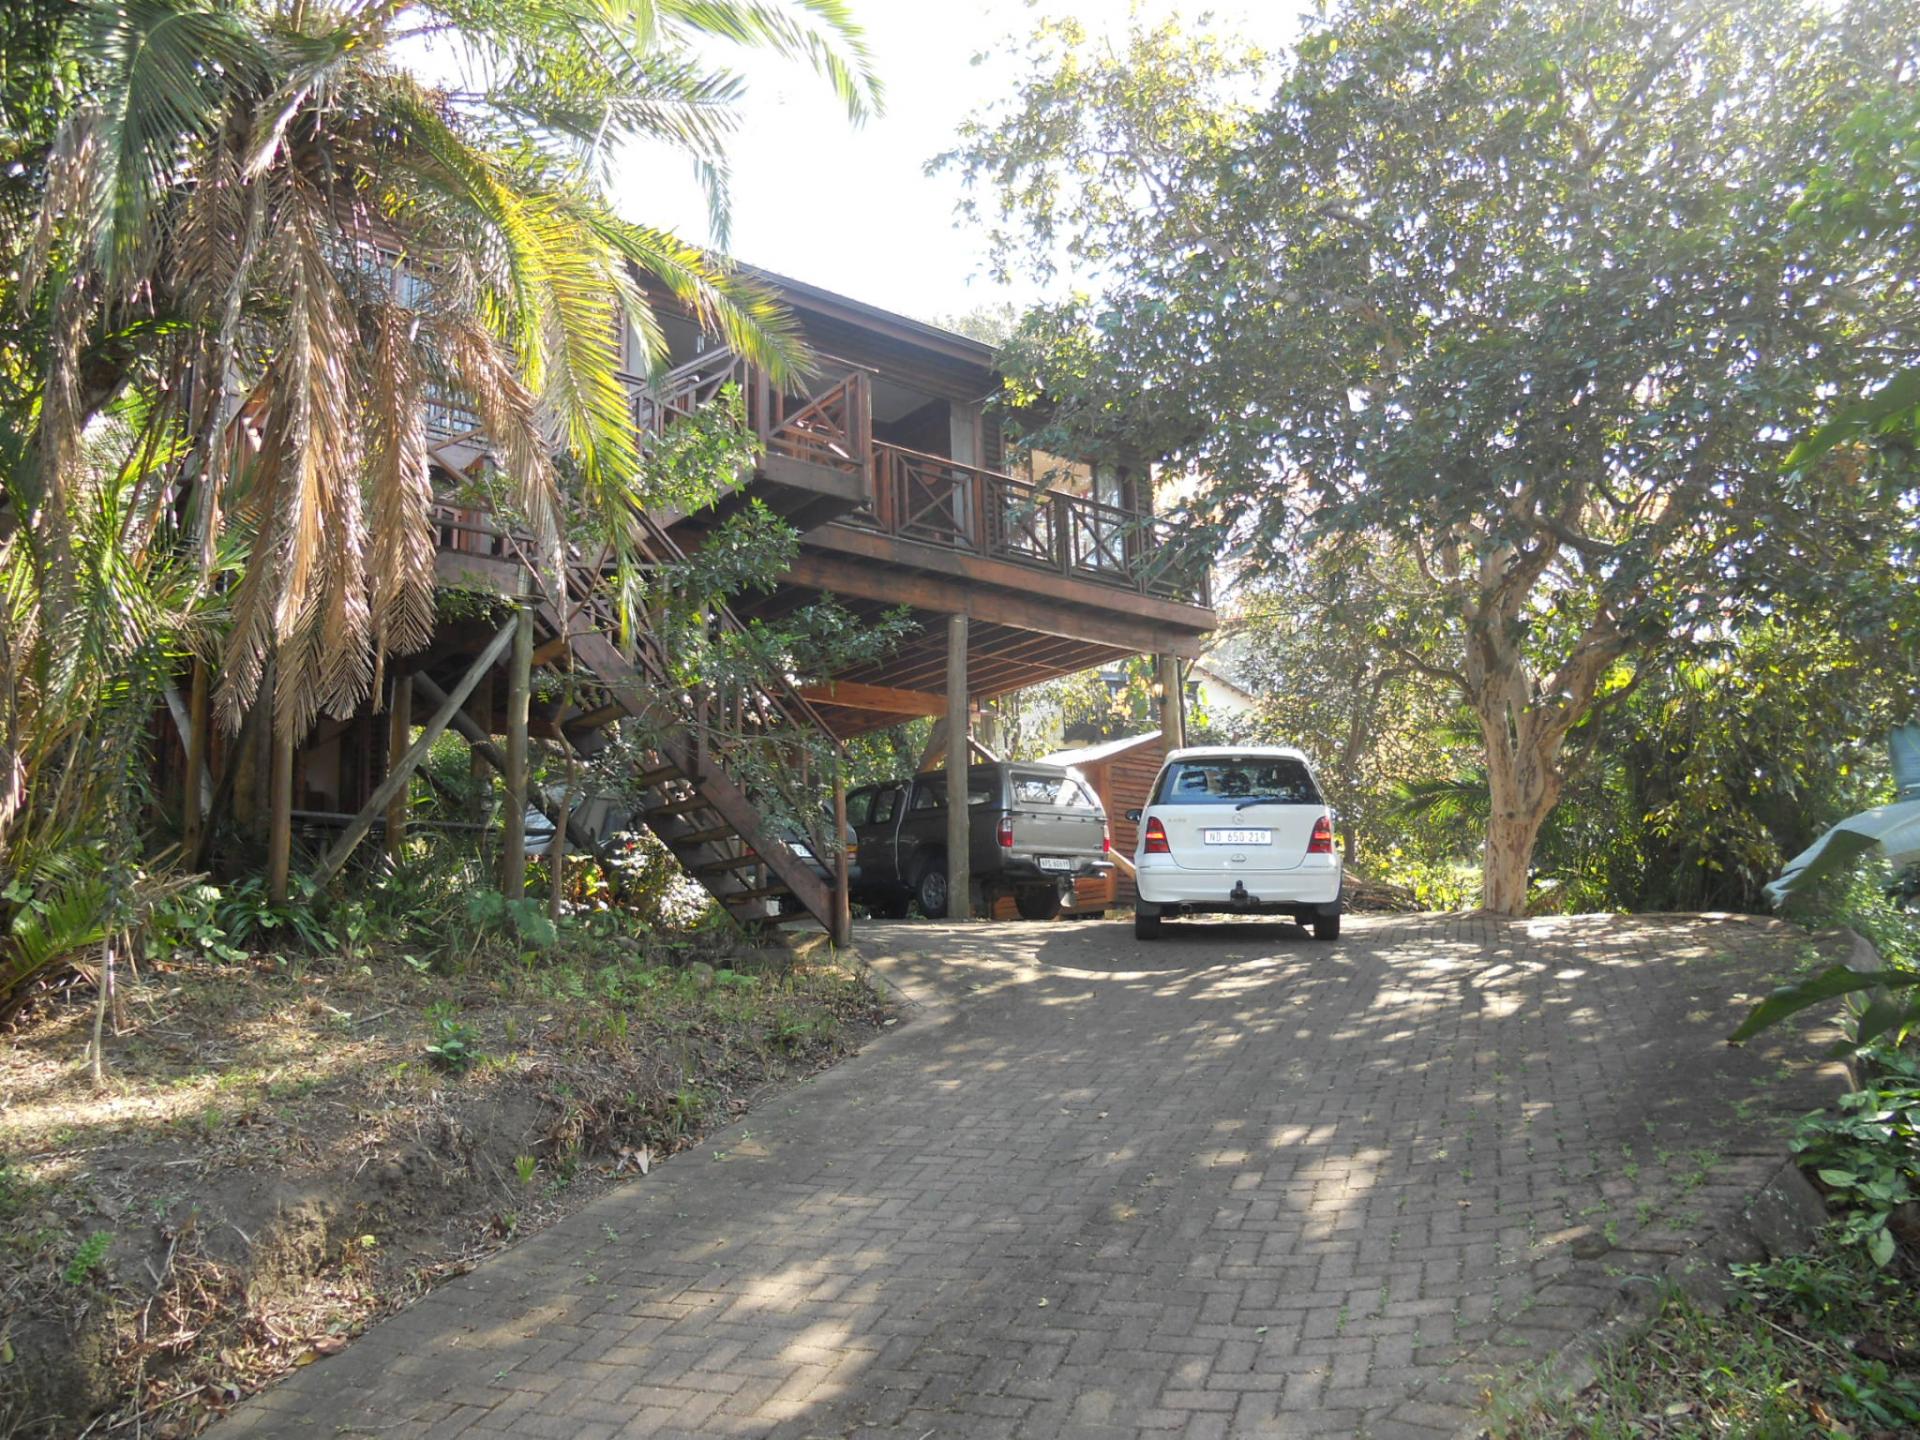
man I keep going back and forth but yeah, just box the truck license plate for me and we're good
[1037,857,1072,872]
[1204,829,1272,845]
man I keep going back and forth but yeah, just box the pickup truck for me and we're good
[847,762,1112,920]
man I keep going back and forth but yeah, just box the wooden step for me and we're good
[721,884,791,905]
[674,824,737,847]
[694,854,762,876]
[565,702,627,733]
[636,764,682,788]
[646,797,715,821]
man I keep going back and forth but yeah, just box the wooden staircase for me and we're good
[505,518,847,937]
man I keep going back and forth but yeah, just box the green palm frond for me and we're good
[1389,772,1492,826]
[658,0,880,123]
[73,0,261,285]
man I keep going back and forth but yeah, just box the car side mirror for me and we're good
[1124,808,1141,822]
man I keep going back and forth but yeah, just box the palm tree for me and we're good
[17,0,879,738]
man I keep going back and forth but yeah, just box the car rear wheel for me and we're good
[1015,887,1063,921]
[1135,909,1163,940]
[915,864,949,919]
[1311,911,1341,941]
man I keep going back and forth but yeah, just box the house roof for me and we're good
[738,262,1001,373]
[1191,658,1257,703]
[1039,730,1164,769]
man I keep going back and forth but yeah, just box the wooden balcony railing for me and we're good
[429,352,1210,611]
[628,348,869,489]
[862,442,1211,608]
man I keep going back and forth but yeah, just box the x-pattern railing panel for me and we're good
[865,442,1210,606]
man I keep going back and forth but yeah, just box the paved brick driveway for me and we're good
[216,913,1841,1440]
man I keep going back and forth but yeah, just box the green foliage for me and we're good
[62,1231,112,1285]
[212,876,329,953]
[423,1004,481,1074]
[463,890,559,951]
[1497,1239,1920,1437]
[1791,1063,1920,1267]
[144,883,249,963]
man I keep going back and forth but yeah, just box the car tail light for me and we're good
[1143,817,1171,854]
[996,815,1014,848]
[1308,816,1334,855]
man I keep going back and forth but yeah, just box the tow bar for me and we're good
[1230,881,1258,908]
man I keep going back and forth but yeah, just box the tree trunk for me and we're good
[1482,809,1546,915]
[1478,712,1562,917]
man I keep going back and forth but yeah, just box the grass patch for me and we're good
[1493,1238,1920,1438]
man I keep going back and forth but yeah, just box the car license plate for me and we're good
[1204,829,1272,845]
[1037,857,1072,872]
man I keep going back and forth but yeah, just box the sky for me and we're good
[613,1,1309,329]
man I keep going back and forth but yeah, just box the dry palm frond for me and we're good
[365,303,437,660]
[437,315,563,572]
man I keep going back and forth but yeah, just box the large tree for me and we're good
[947,2,1920,914]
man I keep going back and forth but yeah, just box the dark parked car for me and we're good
[847,763,1111,920]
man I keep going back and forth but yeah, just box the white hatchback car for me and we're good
[1129,746,1343,940]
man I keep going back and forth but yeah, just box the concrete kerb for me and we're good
[1437,925,1886,1439]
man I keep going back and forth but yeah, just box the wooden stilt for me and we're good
[313,618,519,887]
[832,756,851,948]
[183,659,209,859]
[233,665,270,834]
[548,741,573,924]
[193,693,263,871]
[946,616,971,920]
[468,670,494,817]
[500,604,534,897]
[385,668,412,860]
[1157,652,1187,752]
[267,725,293,905]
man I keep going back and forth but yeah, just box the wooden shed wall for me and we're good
[1087,735,1166,907]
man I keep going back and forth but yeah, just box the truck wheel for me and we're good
[915,864,949,919]
[1015,887,1063,921]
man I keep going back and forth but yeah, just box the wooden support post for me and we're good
[267,725,293,906]
[313,618,519,887]
[468,670,494,816]
[193,694,263,870]
[1157,652,1187,753]
[182,660,209,859]
[500,603,534,897]
[946,616,970,920]
[548,742,573,924]
[832,756,851,948]
[385,668,412,860]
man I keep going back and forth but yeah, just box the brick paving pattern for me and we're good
[213,913,1842,1439]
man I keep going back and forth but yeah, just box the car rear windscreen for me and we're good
[1010,771,1099,810]
[1154,757,1321,806]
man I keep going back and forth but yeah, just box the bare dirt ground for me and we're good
[0,936,890,1438]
